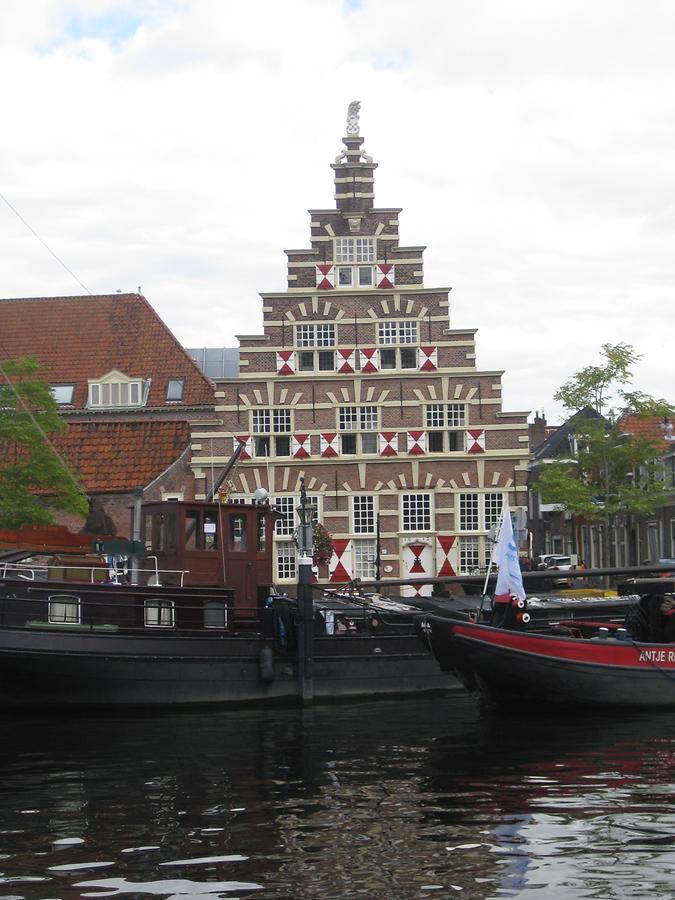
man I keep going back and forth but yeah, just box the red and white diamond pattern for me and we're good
[291,434,311,459]
[376,263,395,289]
[329,538,352,583]
[466,429,486,454]
[407,430,426,455]
[320,432,339,457]
[417,346,438,371]
[337,349,357,374]
[436,535,458,578]
[359,348,379,373]
[315,265,335,289]
[379,431,398,456]
[234,435,252,460]
[276,351,295,376]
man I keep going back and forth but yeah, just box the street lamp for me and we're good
[296,476,314,701]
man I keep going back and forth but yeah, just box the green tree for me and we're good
[0,356,89,528]
[535,343,674,567]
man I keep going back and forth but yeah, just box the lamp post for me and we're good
[296,477,314,702]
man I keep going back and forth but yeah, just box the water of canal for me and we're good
[0,695,673,899]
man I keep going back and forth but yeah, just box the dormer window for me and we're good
[166,378,184,402]
[88,370,146,408]
[51,384,75,405]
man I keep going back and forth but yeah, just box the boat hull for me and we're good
[0,625,454,708]
[421,617,675,709]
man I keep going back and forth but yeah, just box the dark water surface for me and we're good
[0,695,673,899]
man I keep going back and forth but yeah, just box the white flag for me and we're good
[492,503,526,602]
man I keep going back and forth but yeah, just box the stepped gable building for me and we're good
[0,292,216,534]
[190,106,531,593]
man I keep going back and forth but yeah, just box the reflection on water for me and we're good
[0,697,672,899]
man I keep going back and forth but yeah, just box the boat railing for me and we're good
[0,560,188,587]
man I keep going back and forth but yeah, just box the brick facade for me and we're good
[191,112,530,593]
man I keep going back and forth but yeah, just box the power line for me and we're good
[0,191,93,295]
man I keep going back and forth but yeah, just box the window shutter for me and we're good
[315,265,336,289]
[376,263,395,288]
[276,351,295,376]
[418,346,438,371]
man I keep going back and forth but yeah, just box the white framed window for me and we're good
[274,495,320,537]
[459,494,480,531]
[145,598,175,628]
[484,493,504,530]
[459,537,480,573]
[276,542,297,581]
[295,323,335,347]
[353,539,377,579]
[426,404,444,428]
[402,493,432,532]
[48,594,80,624]
[339,406,378,431]
[355,238,375,262]
[335,237,375,264]
[273,409,291,432]
[274,497,296,536]
[252,409,293,457]
[426,404,466,428]
[353,496,375,534]
[378,321,418,345]
[361,433,378,454]
[88,373,144,408]
[339,407,359,430]
[337,266,353,287]
[447,404,465,427]
[459,493,505,531]
[252,409,271,433]
[334,238,375,288]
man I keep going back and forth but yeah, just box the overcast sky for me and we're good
[2,0,673,422]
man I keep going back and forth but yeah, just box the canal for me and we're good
[0,695,673,898]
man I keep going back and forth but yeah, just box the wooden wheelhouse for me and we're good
[141,501,276,617]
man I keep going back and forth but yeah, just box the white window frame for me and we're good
[295,323,336,348]
[144,598,175,628]
[276,542,297,581]
[88,370,145,409]
[378,321,418,346]
[48,594,81,624]
[353,539,377,580]
[459,536,480,574]
[353,495,376,534]
[401,493,432,532]
[458,492,505,532]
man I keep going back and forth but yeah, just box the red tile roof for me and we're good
[619,415,673,452]
[0,293,214,409]
[54,420,191,493]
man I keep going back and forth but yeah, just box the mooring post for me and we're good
[296,478,314,703]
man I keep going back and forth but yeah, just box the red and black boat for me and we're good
[417,577,675,709]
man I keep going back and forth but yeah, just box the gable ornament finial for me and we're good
[346,100,361,135]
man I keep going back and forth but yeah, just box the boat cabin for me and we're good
[141,500,276,616]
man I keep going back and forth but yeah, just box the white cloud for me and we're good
[0,0,673,421]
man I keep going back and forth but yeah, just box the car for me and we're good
[545,556,575,586]
[535,554,571,570]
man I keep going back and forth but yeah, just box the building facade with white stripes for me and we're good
[189,111,531,594]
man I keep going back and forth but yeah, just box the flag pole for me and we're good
[478,502,508,620]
